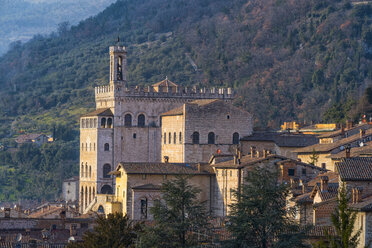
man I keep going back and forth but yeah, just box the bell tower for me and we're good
[109,46,127,85]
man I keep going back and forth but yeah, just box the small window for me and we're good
[164,132,166,144]
[85,163,88,177]
[192,132,199,144]
[233,132,239,144]
[230,170,232,177]
[103,164,111,178]
[81,163,84,177]
[179,132,182,144]
[174,132,176,144]
[133,133,136,139]
[107,118,113,128]
[208,132,215,144]
[104,143,109,151]
[89,143,92,151]
[98,205,104,213]
[142,174,147,180]
[101,118,106,128]
[141,198,148,219]
[89,166,92,178]
[138,114,145,127]
[321,163,326,169]
[81,143,84,150]
[227,115,230,119]
[302,168,306,175]
[288,168,295,176]
[124,114,132,127]
[169,132,171,144]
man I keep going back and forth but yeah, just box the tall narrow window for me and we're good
[104,143,109,151]
[169,132,171,144]
[138,114,145,127]
[82,119,85,128]
[101,118,106,128]
[174,132,176,144]
[141,198,148,219]
[208,132,215,144]
[85,163,88,178]
[124,114,132,127]
[192,132,199,144]
[89,119,93,128]
[81,163,84,177]
[103,164,111,178]
[89,143,92,151]
[179,132,182,144]
[81,143,84,151]
[233,132,239,144]
[86,143,88,151]
[89,166,92,178]
[117,56,123,80]
[107,118,113,128]
[164,132,167,144]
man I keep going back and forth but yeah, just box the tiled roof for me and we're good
[330,143,372,159]
[241,132,318,147]
[307,171,339,187]
[15,133,45,143]
[161,99,219,116]
[318,124,369,138]
[117,162,213,175]
[306,226,336,237]
[351,195,372,212]
[81,108,113,117]
[294,192,313,204]
[211,154,288,169]
[295,128,372,153]
[152,78,178,87]
[336,157,372,181]
[316,183,339,201]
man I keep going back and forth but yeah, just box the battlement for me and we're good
[110,46,126,53]
[95,85,234,100]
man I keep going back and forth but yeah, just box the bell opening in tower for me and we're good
[117,56,123,81]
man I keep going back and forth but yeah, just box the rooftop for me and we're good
[15,133,46,144]
[336,157,372,181]
[82,108,113,117]
[241,132,318,147]
[161,99,226,116]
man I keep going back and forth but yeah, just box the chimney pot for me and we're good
[320,176,329,192]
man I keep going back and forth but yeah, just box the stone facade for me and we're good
[161,100,253,163]
[79,45,234,213]
[62,177,79,203]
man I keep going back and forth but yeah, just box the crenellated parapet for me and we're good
[95,85,234,100]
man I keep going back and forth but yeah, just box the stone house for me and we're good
[62,177,79,203]
[15,134,49,146]
[160,99,253,163]
[240,132,318,159]
[295,128,372,171]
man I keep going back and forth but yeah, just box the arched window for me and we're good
[85,143,88,151]
[174,132,176,144]
[89,187,91,203]
[89,166,92,178]
[82,119,85,128]
[208,132,215,144]
[107,118,113,128]
[169,132,171,144]
[101,118,106,128]
[98,205,105,213]
[179,132,182,144]
[233,132,240,144]
[104,143,109,151]
[89,119,93,128]
[103,164,111,178]
[85,163,88,178]
[192,132,199,144]
[81,163,84,177]
[93,118,97,128]
[138,114,145,127]
[81,143,84,151]
[124,114,132,127]
[164,132,166,144]
[101,185,113,194]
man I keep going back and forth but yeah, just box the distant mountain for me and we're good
[0,0,116,55]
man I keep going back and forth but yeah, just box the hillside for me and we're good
[0,0,116,55]
[0,0,371,201]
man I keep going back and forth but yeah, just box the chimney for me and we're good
[250,146,256,158]
[164,156,169,163]
[356,187,363,203]
[345,146,351,158]
[320,176,328,192]
[360,129,365,138]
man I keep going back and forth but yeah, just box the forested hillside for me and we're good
[0,0,371,201]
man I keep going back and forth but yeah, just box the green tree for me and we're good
[68,213,141,248]
[226,167,308,248]
[138,176,209,248]
[313,183,361,248]
[309,149,319,166]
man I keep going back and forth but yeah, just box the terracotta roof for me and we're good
[161,99,219,116]
[307,171,339,187]
[15,133,45,143]
[212,154,288,169]
[152,78,178,87]
[295,128,372,153]
[241,132,318,147]
[294,192,313,204]
[336,157,372,181]
[330,143,372,159]
[318,124,370,138]
[351,195,372,212]
[116,162,213,175]
[81,108,113,117]
[306,226,336,237]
